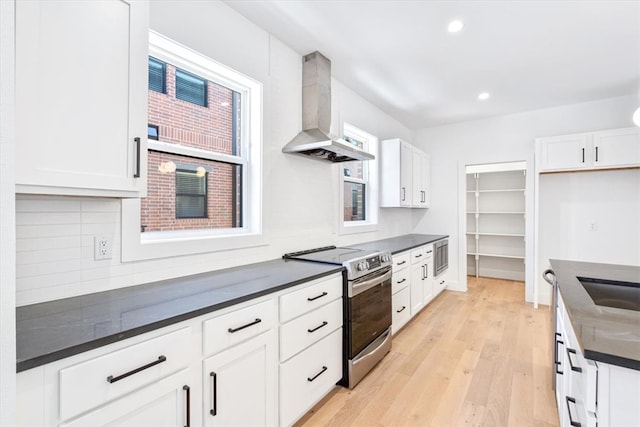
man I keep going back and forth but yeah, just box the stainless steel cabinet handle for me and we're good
[228,318,261,333]
[401,187,406,201]
[106,355,166,383]
[566,396,582,427]
[543,269,556,285]
[183,385,190,427]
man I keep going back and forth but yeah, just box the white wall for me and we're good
[538,168,640,266]
[0,0,16,423]
[15,0,415,305]
[413,95,638,302]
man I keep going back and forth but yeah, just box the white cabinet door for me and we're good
[203,331,276,427]
[391,286,411,335]
[539,133,589,171]
[62,369,191,427]
[592,127,640,169]
[15,0,148,196]
[422,258,434,306]
[412,150,430,208]
[410,262,424,316]
[400,141,413,207]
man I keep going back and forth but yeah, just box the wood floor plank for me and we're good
[296,277,559,427]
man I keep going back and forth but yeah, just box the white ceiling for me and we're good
[224,0,640,129]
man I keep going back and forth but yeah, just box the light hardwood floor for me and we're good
[296,276,559,427]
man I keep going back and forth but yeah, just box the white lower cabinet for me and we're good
[203,330,277,427]
[16,273,346,427]
[391,286,411,335]
[556,291,640,427]
[279,329,343,426]
[278,273,344,426]
[62,369,191,427]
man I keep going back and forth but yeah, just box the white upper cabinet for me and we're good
[537,127,640,173]
[591,127,640,169]
[15,0,149,196]
[380,138,431,208]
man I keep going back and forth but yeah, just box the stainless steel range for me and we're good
[283,246,393,388]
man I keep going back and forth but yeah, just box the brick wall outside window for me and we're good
[141,63,242,232]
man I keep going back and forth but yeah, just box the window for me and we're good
[148,57,165,93]
[339,124,378,234]
[175,68,207,106]
[176,170,207,219]
[121,30,263,261]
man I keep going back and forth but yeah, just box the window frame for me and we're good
[121,30,264,262]
[337,123,379,235]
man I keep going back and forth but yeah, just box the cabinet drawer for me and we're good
[392,286,411,335]
[59,327,191,421]
[280,329,342,427]
[280,274,342,323]
[392,267,410,294]
[203,298,277,357]
[280,298,342,362]
[410,247,426,264]
[392,252,410,272]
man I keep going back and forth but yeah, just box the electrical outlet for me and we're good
[94,236,113,260]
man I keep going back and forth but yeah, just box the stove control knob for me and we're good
[356,261,368,271]
[382,255,391,263]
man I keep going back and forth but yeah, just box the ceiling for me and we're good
[224,0,640,129]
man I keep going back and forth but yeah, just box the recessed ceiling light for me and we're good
[448,20,464,33]
[478,92,490,101]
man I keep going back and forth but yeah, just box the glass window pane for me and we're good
[148,62,241,156]
[142,151,242,230]
[344,182,365,222]
[342,135,365,180]
[176,69,207,106]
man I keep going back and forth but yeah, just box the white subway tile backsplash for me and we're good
[16,224,82,239]
[17,271,82,291]
[16,195,81,212]
[16,236,81,252]
[16,259,83,278]
[15,212,82,226]
[16,247,83,265]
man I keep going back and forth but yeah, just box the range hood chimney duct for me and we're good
[282,51,374,162]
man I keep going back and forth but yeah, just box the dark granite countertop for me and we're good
[550,259,640,370]
[16,259,343,372]
[347,233,448,254]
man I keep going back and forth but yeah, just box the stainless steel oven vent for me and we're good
[282,51,374,163]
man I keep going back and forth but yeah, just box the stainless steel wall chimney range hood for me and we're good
[282,51,374,163]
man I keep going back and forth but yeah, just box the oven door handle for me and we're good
[350,269,392,297]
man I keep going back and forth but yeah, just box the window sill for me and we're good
[338,221,379,236]
[121,199,265,262]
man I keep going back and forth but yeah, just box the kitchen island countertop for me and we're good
[550,259,640,370]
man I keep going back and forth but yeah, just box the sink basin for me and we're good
[578,276,640,312]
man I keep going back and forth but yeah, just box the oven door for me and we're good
[348,267,392,359]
